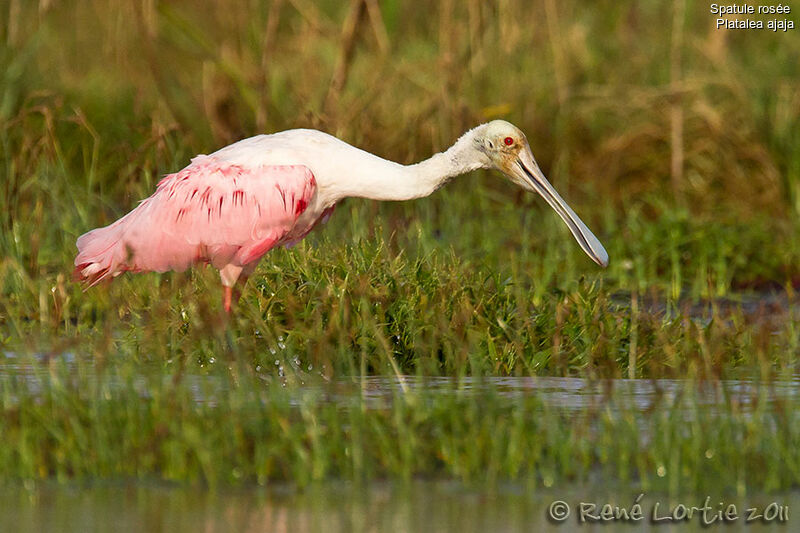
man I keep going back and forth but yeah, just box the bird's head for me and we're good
[473,120,608,267]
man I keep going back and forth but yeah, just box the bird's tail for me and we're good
[73,220,132,287]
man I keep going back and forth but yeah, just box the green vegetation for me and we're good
[3,359,800,494]
[1,0,799,494]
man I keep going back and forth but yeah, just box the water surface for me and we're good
[2,481,796,533]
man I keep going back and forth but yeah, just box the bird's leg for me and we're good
[223,286,234,313]
[219,264,244,314]
[218,263,258,313]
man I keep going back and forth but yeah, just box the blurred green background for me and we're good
[3,0,799,276]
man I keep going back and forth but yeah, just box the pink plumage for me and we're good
[74,155,316,291]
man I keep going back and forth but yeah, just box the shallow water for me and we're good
[609,288,798,332]
[2,353,798,531]
[342,374,800,413]
[2,350,798,414]
[1,481,796,533]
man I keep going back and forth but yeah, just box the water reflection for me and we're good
[2,481,796,533]
[344,375,800,413]
[2,350,799,415]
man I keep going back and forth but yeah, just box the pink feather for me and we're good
[74,155,316,286]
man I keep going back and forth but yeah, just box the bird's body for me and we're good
[75,121,608,312]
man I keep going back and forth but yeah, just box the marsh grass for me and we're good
[1,0,799,491]
[2,355,800,494]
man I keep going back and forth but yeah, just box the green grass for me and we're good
[2,356,800,494]
[1,0,799,493]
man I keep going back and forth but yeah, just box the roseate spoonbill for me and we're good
[74,120,608,312]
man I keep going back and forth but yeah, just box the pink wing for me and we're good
[74,155,316,286]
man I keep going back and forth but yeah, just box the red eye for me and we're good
[504,137,514,146]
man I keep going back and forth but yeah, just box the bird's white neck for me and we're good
[326,130,486,203]
[406,134,487,198]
